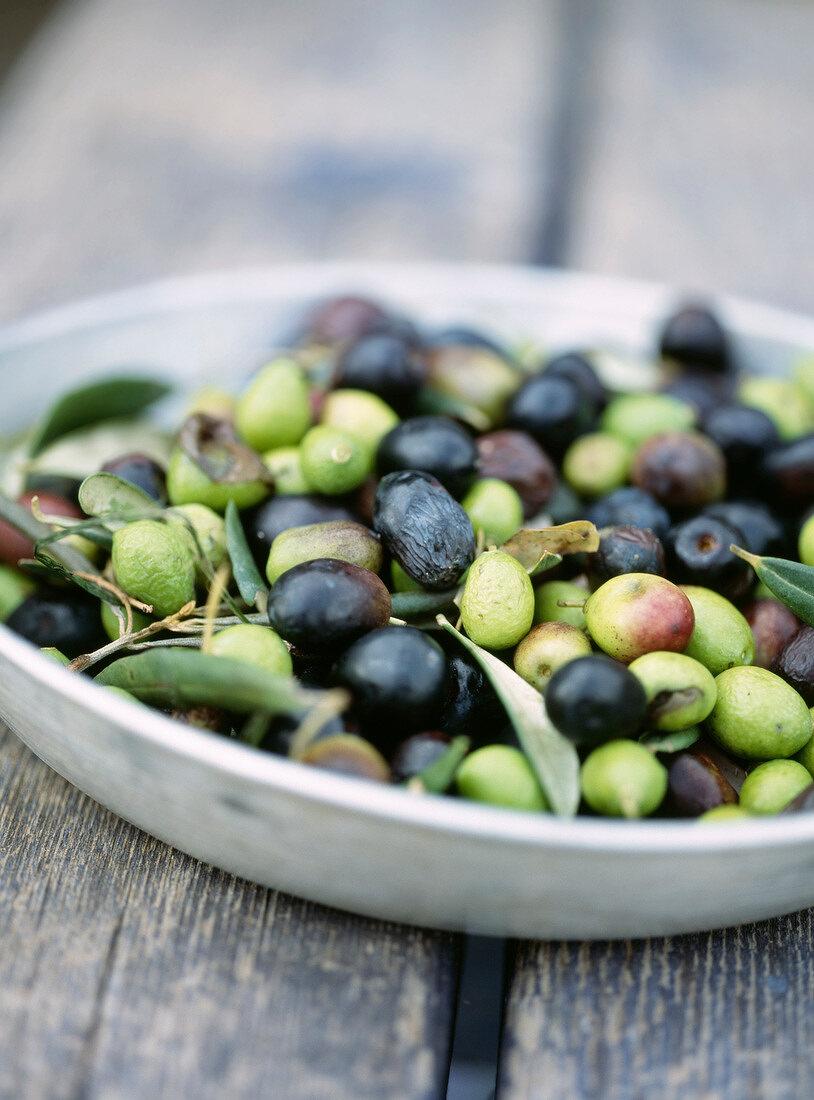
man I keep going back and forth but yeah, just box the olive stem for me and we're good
[556,598,587,609]
[730,544,760,568]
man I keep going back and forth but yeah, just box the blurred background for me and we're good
[0,0,812,323]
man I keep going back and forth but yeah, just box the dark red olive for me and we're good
[658,302,732,373]
[771,626,814,705]
[586,525,665,586]
[7,592,105,657]
[762,434,814,507]
[666,750,738,817]
[302,295,390,345]
[101,453,166,502]
[745,599,801,669]
[475,430,557,517]
[631,431,726,510]
[391,732,452,783]
[0,491,83,566]
[373,471,475,590]
[376,416,478,499]
[268,558,391,654]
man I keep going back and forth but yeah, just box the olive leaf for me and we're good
[438,616,580,816]
[78,472,159,517]
[406,735,471,794]
[29,376,171,457]
[179,414,272,485]
[501,521,599,573]
[731,544,814,626]
[225,500,267,606]
[95,648,336,715]
[639,728,701,755]
[390,589,460,620]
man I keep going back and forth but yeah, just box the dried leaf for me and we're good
[501,521,599,571]
[179,414,272,485]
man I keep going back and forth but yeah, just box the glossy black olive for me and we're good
[333,626,448,750]
[376,416,479,498]
[666,751,737,817]
[701,403,780,493]
[585,487,671,540]
[335,333,426,412]
[440,647,506,744]
[586,525,665,586]
[268,558,391,654]
[7,593,105,658]
[475,430,557,517]
[663,515,751,600]
[544,351,608,411]
[101,453,167,502]
[373,471,475,590]
[545,655,648,748]
[762,433,814,507]
[701,500,787,557]
[506,374,595,457]
[771,626,814,705]
[246,495,357,560]
[658,302,731,372]
[391,731,452,783]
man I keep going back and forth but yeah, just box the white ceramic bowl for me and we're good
[2,262,813,940]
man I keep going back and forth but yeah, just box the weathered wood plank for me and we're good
[499,920,814,1100]
[0,725,458,1099]
[564,0,814,312]
[0,0,563,323]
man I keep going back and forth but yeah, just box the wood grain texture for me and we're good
[0,725,458,1099]
[565,0,814,312]
[499,919,814,1099]
[0,0,564,323]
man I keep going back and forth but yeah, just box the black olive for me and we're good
[101,453,167,502]
[586,525,666,586]
[333,626,448,751]
[22,474,82,503]
[301,295,390,346]
[771,626,814,705]
[246,495,357,561]
[475,430,557,517]
[762,433,814,508]
[659,373,731,419]
[545,655,648,748]
[268,558,391,654]
[373,471,475,590]
[666,751,737,817]
[429,326,509,357]
[658,302,732,372]
[663,515,751,600]
[544,351,608,411]
[262,709,347,756]
[701,500,787,557]
[506,374,595,457]
[701,403,780,494]
[585,487,671,540]
[391,731,452,783]
[7,593,105,658]
[376,416,479,498]
[335,333,426,412]
[440,647,506,744]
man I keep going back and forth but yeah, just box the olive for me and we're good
[663,516,751,601]
[333,625,447,750]
[543,351,608,410]
[545,655,648,748]
[700,500,787,558]
[665,750,737,817]
[584,574,695,664]
[456,745,547,812]
[7,592,105,658]
[658,302,731,372]
[701,404,780,493]
[101,452,167,502]
[580,740,667,818]
[0,491,83,566]
[746,599,802,669]
[429,326,509,357]
[245,494,357,560]
[507,374,595,457]
[659,373,730,419]
[265,520,383,584]
[585,525,665,586]
[513,621,592,693]
[373,471,475,590]
[475,430,557,517]
[267,558,391,654]
[298,733,391,783]
[336,333,426,412]
[631,431,726,510]
[762,433,814,507]
[585,487,671,541]
[376,416,478,498]
[302,295,390,346]
[170,706,228,732]
[780,783,814,815]
[391,731,452,783]
[739,759,812,815]
[600,392,696,447]
[771,626,814,705]
[262,709,346,755]
[440,646,506,744]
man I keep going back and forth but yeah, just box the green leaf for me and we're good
[78,472,159,517]
[639,727,701,755]
[390,589,459,619]
[408,735,471,794]
[225,500,267,606]
[95,648,333,714]
[29,376,171,456]
[438,617,580,816]
[731,544,814,626]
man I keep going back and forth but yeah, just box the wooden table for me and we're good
[1,2,814,1096]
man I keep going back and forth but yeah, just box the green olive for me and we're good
[166,449,268,513]
[235,358,312,451]
[112,520,196,618]
[561,432,632,497]
[513,621,592,692]
[680,585,755,675]
[796,709,814,775]
[580,740,668,818]
[266,521,383,585]
[533,579,588,632]
[391,559,424,593]
[697,805,753,823]
[0,564,35,622]
[167,502,229,582]
[209,624,293,677]
[628,651,717,731]
[461,478,524,547]
[739,759,812,815]
[455,744,547,811]
[299,426,370,495]
[460,550,534,650]
[320,389,400,459]
[600,393,695,447]
[100,601,153,641]
[705,666,811,760]
[799,514,814,567]
[262,446,310,495]
[738,376,814,440]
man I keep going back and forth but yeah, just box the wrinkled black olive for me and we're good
[333,626,448,751]
[102,453,167,502]
[246,495,357,561]
[771,626,814,705]
[336,333,426,411]
[586,525,665,586]
[373,471,475,590]
[507,374,595,457]
[663,515,751,600]
[658,302,731,372]
[701,500,787,558]
[585,487,671,540]
[666,751,737,817]
[376,416,478,498]
[268,558,391,654]
[391,731,452,783]
[7,593,105,658]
